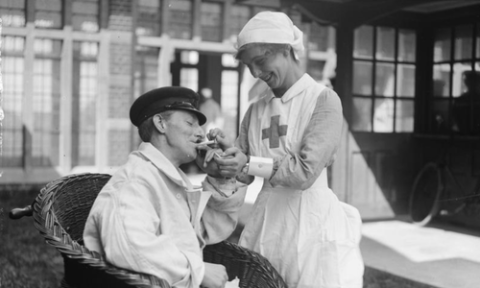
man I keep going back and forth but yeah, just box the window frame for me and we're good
[351,24,417,133]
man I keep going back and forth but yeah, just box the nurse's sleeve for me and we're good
[235,104,253,154]
[270,89,343,190]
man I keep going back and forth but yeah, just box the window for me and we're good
[221,70,239,140]
[352,25,416,133]
[32,39,62,167]
[201,2,222,42]
[169,0,192,40]
[72,0,100,32]
[35,0,63,29]
[136,0,162,36]
[180,68,198,92]
[0,0,26,27]
[134,46,160,98]
[179,50,199,91]
[72,41,98,166]
[133,46,160,145]
[228,5,250,42]
[1,36,25,167]
[308,22,329,52]
[430,24,480,135]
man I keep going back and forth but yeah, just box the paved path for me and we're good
[361,219,480,288]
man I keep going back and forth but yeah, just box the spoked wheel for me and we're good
[409,163,443,226]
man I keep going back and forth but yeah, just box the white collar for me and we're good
[261,73,319,103]
[137,142,191,189]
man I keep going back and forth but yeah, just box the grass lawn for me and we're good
[1,186,434,288]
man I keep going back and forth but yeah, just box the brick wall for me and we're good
[107,0,134,166]
[108,130,130,166]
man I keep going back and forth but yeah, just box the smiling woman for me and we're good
[209,11,365,288]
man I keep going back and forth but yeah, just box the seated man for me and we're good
[83,86,248,288]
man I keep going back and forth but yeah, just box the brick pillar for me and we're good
[107,0,134,167]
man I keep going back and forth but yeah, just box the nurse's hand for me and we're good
[207,128,234,150]
[214,147,248,178]
[201,262,228,288]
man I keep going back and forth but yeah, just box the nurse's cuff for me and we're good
[247,156,274,179]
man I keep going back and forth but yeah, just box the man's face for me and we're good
[163,110,204,165]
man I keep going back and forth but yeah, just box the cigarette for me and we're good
[197,139,216,146]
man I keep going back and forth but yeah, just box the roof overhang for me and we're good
[280,0,480,27]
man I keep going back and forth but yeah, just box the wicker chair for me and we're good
[29,173,287,288]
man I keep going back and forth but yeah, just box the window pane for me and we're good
[453,63,472,97]
[454,25,473,60]
[396,100,414,132]
[72,41,98,166]
[307,60,326,82]
[137,0,161,36]
[354,26,373,59]
[222,53,238,68]
[375,63,395,96]
[169,0,192,40]
[35,0,63,29]
[398,29,416,62]
[221,71,239,140]
[452,71,480,134]
[33,39,62,167]
[0,36,24,167]
[72,0,100,33]
[180,68,198,91]
[373,98,394,132]
[181,50,199,65]
[433,64,451,97]
[376,27,395,60]
[309,22,329,52]
[228,5,250,42]
[434,28,451,62]
[134,46,159,98]
[0,0,26,27]
[431,100,451,133]
[477,24,480,58]
[353,61,372,95]
[201,2,222,42]
[397,64,415,97]
[352,97,372,131]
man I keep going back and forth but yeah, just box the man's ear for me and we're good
[153,114,167,133]
[283,45,291,57]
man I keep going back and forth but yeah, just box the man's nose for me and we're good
[195,126,204,139]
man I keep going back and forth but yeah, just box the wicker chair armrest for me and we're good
[203,241,288,288]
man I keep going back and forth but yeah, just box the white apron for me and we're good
[239,81,363,288]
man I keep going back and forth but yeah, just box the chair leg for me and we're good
[60,277,74,288]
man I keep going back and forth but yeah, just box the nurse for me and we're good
[210,11,365,288]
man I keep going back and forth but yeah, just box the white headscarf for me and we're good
[236,11,304,60]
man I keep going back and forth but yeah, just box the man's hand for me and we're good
[214,147,248,178]
[201,262,228,288]
[195,146,224,177]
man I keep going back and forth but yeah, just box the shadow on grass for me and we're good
[0,186,435,288]
[0,185,64,288]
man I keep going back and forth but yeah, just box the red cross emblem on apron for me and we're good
[262,115,288,149]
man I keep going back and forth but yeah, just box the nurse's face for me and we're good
[239,45,290,91]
